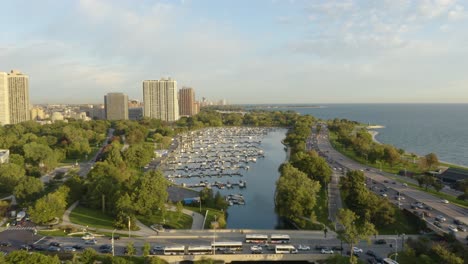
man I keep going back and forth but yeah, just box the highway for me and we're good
[315,125,468,241]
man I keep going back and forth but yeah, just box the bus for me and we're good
[383,258,399,264]
[270,234,291,244]
[275,245,298,254]
[163,245,185,255]
[187,245,212,255]
[211,241,243,252]
[245,234,268,244]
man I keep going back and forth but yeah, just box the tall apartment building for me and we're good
[143,78,179,122]
[104,92,128,120]
[8,70,30,124]
[0,72,9,125]
[179,87,198,117]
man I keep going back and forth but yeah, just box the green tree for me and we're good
[176,201,184,221]
[142,242,151,257]
[28,186,69,224]
[431,244,463,264]
[13,176,44,203]
[5,250,60,264]
[0,163,26,193]
[126,242,136,256]
[133,171,168,216]
[337,208,377,264]
[383,145,400,167]
[80,248,98,264]
[425,153,439,170]
[275,163,321,228]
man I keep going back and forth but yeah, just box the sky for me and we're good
[1,0,468,104]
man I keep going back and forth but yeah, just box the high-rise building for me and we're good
[8,70,30,124]
[143,78,179,122]
[179,87,197,116]
[0,72,9,125]
[104,92,128,120]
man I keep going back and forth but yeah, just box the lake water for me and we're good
[257,104,468,167]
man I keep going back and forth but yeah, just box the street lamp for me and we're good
[111,229,117,256]
[127,216,131,238]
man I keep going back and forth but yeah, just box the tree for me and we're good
[125,242,136,256]
[80,248,98,264]
[337,208,377,264]
[5,250,60,264]
[13,176,44,203]
[425,153,439,169]
[142,242,151,257]
[275,163,321,228]
[176,201,184,221]
[383,146,400,167]
[431,244,463,264]
[0,163,26,193]
[28,186,69,224]
[132,170,169,216]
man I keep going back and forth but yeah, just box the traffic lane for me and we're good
[0,230,41,252]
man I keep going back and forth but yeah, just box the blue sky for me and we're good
[1,0,467,104]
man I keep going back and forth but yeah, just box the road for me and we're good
[0,229,410,263]
[316,125,468,241]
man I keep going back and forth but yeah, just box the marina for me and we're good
[160,127,287,228]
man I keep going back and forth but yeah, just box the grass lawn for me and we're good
[69,205,115,230]
[61,147,101,164]
[314,187,333,229]
[137,210,192,229]
[183,205,226,229]
[378,208,425,235]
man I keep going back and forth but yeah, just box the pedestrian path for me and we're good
[6,226,35,231]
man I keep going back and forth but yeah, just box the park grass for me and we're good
[69,205,116,230]
[183,205,226,229]
[61,147,101,164]
[314,187,333,229]
[378,208,424,235]
[136,210,192,229]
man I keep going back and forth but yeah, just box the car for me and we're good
[392,181,397,184]
[457,225,466,232]
[383,180,389,183]
[63,246,76,252]
[315,245,326,250]
[297,244,310,251]
[395,201,403,207]
[152,245,165,251]
[434,221,443,228]
[82,234,95,240]
[366,250,377,257]
[20,244,33,251]
[381,193,388,197]
[454,219,463,225]
[347,250,360,257]
[423,211,432,218]
[448,225,458,232]
[47,246,61,252]
[375,239,387,245]
[223,249,237,254]
[321,248,334,254]
[99,244,112,250]
[250,245,262,251]
[100,248,112,254]
[436,215,447,222]
[72,245,84,250]
[331,245,343,251]
[352,247,363,253]
[0,242,12,247]
[441,199,449,204]
[85,239,97,245]
[402,183,408,187]
[416,203,424,209]
[109,235,120,240]
[49,242,61,247]
[34,245,47,251]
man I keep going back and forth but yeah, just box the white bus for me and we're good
[187,245,212,255]
[270,234,291,244]
[245,234,268,244]
[275,245,298,254]
[163,245,185,255]
[211,241,243,251]
[383,258,399,264]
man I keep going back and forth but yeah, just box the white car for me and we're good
[441,199,449,204]
[85,239,97,245]
[321,248,334,254]
[435,215,447,222]
[63,246,76,252]
[297,244,310,251]
[250,245,262,252]
[448,225,458,232]
[82,234,95,240]
[352,247,363,253]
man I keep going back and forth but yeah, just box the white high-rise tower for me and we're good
[143,78,179,122]
[0,72,10,125]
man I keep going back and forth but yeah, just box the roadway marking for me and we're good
[34,236,47,245]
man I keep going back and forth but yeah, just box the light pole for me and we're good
[212,215,218,255]
[391,237,398,262]
[111,229,116,256]
[127,216,131,238]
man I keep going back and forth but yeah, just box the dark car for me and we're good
[49,242,62,247]
[366,250,377,257]
[454,219,463,225]
[332,245,343,251]
[223,249,237,254]
[34,245,47,251]
[346,250,359,257]
[434,221,443,228]
[109,235,120,240]
[20,244,33,251]
[375,239,387,245]
[315,245,326,250]
[0,242,12,247]
[72,245,84,250]
[100,248,112,254]
[99,245,112,250]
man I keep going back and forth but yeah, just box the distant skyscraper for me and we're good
[8,70,30,124]
[104,92,128,120]
[0,72,10,125]
[179,87,196,116]
[143,78,179,122]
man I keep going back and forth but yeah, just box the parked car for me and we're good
[375,239,387,245]
[321,248,334,254]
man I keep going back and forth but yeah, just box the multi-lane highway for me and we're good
[315,125,468,241]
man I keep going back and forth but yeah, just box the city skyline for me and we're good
[1,0,468,104]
